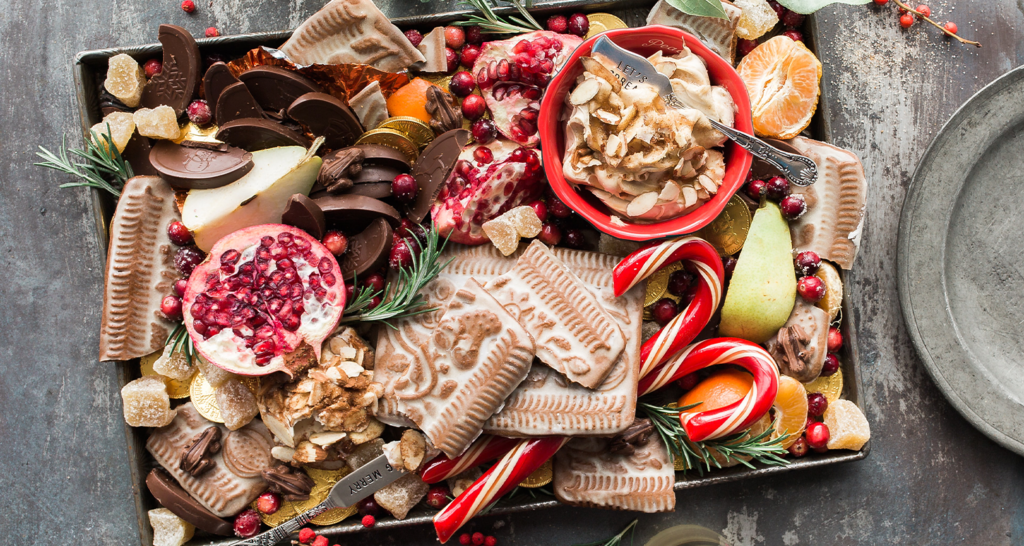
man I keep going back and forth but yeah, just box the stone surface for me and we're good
[4,1,1024,545]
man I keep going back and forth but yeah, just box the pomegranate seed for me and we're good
[783,29,804,42]
[563,228,585,249]
[161,295,183,320]
[567,13,589,36]
[392,173,418,202]
[444,26,466,48]
[460,44,481,67]
[668,269,695,297]
[827,326,843,352]
[723,255,737,278]
[805,422,830,449]
[181,0,195,12]
[797,275,826,302]
[450,71,476,97]
[465,25,483,45]
[781,10,805,27]
[795,251,821,276]
[652,298,679,326]
[497,59,510,80]
[233,509,260,538]
[143,58,163,78]
[473,146,494,164]
[807,392,828,417]
[469,119,497,145]
[186,99,212,125]
[167,221,194,246]
[527,200,548,222]
[322,231,348,256]
[745,178,767,200]
[461,94,487,120]
[915,4,930,17]
[445,47,459,72]
[943,21,958,34]
[404,29,423,47]
[765,176,789,201]
[205,27,220,38]
[787,436,809,457]
[546,14,568,33]
[425,485,450,509]
[676,372,700,391]
[548,197,572,218]
[900,13,915,27]
[538,222,561,246]
[256,492,281,514]
[821,353,840,376]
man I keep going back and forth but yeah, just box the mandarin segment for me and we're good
[815,261,843,321]
[770,375,808,449]
[824,399,870,450]
[737,36,821,139]
[386,78,440,124]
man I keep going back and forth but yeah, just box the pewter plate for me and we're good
[899,65,1024,456]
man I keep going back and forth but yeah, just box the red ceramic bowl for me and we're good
[539,25,754,241]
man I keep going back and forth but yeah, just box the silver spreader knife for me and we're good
[589,36,817,187]
[229,455,405,546]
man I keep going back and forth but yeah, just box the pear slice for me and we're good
[183,142,323,251]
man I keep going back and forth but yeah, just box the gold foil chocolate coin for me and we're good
[378,116,435,148]
[140,350,193,400]
[699,194,751,257]
[518,459,553,488]
[355,128,419,165]
[644,262,684,308]
[256,466,356,527]
[189,373,260,423]
[803,369,843,404]
[584,13,629,39]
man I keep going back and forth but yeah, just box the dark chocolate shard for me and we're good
[409,129,470,223]
[282,194,327,240]
[339,217,393,280]
[150,140,253,190]
[215,81,264,125]
[314,194,401,232]
[146,469,234,536]
[122,133,157,176]
[202,62,239,120]
[216,117,311,151]
[141,25,201,116]
[287,92,363,149]
[239,66,322,112]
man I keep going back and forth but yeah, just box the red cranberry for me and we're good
[527,200,548,222]
[167,221,193,246]
[449,71,476,97]
[472,533,485,545]
[344,284,355,304]
[538,223,562,246]
[787,436,808,457]
[322,231,349,256]
[161,295,183,320]
[723,255,738,279]
[256,491,281,514]
[181,0,195,13]
[445,47,459,72]
[548,197,572,218]
[444,26,466,48]
[461,94,486,120]
[392,173,418,202]
[143,58,163,78]
[745,178,767,200]
[827,326,843,352]
[676,372,700,391]
[361,514,376,528]
[471,118,497,144]
[652,298,679,326]
[805,422,830,449]
[397,218,426,242]
[916,4,931,17]
[299,528,317,544]
[765,176,789,201]
[807,392,828,417]
[460,44,481,68]
[783,30,804,42]
[173,279,188,297]
[795,250,821,276]
[174,246,205,277]
[205,27,220,38]
[563,228,585,249]
[425,485,450,509]
[797,275,826,303]
[363,273,386,294]
[473,146,494,164]
[768,1,786,19]
[821,353,840,376]
[390,237,415,269]
[737,39,758,57]
[567,13,589,36]
[357,497,382,517]
[780,194,807,220]
[668,269,695,297]
[186,99,212,126]
[232,509,261,538]
[404,29,423,47]
[781,10,805,28]
[465,25,483,45]
[546,14,568,33]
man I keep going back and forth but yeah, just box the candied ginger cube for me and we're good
[215,378,259,431]
[104,53,146,108]
[121,376,175,427]
[824,399,871,451]
[508,205,543,238]
[134,106,181,140]
[149,508,195,546]
[374,473,429,520]
[196,355,236,388]
[153,343,196,382]
[90,112,136,154]
[482,216,520,256]
[734,0,779,40]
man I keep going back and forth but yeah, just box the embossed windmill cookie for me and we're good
[99,176,180,361]
[146,403,275,517]
[485,241,625,389]
[647,0,742,64]
[553,435,675,513]
[280,0,426,71]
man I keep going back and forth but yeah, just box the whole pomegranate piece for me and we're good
[652,298,679,326]
[765,176,789,201]
[174,246,205,277]
[538,222,561,246]
[795,250,821,276]
[470,118,497,144]
[143,58,163,78]
[445,47,459,72]
[805,421,830,450]
[787,436,809,457]
[450,71,476,97]
[182,225,345,376]
[807,392,828,417]
[392,173,418,202]
[322,231,348,256]
[425,485,451,509]
[186,99,212,126]
[827,326,843,352]
[465,25,483,45]
[461,94,487,120]
[161,295,183,320]
[460,44,481,68]
[444,26,466,48]
[167,220,194,246]
[233,509,261,538]
[567,13,589,36]
[821,353,840,376]
[797,275,826,302]
[780,194,807,220]
[546,14,568,33]
[404,29,424,47]
[745,178,767,200]
[256,491,281,514]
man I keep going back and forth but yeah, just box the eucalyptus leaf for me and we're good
[665,0,729,19]
[776,0,870,15]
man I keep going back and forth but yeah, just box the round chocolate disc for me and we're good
[216,117,311,152]
[281,194,326,240]
[239,66,322,112]
[149,140,254,190]
[345,182,393,199]
[352,164,401,185]
[287,92,363,150]
[215,81,263,126]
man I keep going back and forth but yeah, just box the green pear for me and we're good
[182,145,322,251]
[718,201,797,343]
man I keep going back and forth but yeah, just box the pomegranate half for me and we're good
[182,224,345,376]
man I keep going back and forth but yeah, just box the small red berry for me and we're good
[472,532,485,545]
[461,94,487,120]
[232,509,261,538]
[795,251,821,276]
[450,71,476,97]
[567,13,589,37]
[768,1,786,19]
[299,527,317,544]
[459,534,473,545]
[807,392,828,417]
[548,197,572,218]
[460,44,481,68]
[737,39,758,57]
[652,298,679,326]
[312,536,328,546]
[873,0,888,4]
[392,173,418,202]
[205,27,220,38]
[668,269,695,297]
[484,537,497,546]
[821,353,840,376]
[805,421,830,449]
[465,26,484,45]
[898,5,908,13]
[527,200,548,223]
[900,13,915,28]
[368,295,382,309]
[161,295,183,320]
[915,4,930,17]
[143,58,163,78]
[787,436,809,457]
[425,485,451,509]
[943,21,958,34]
[322,231,349,257]
[723,256,738,279]
[546,14,568,33]
[389,237,415,269]
[357,497,382,517]
[173,279,188,297]
[363,273,386,294]
[745,178,767,200]
[765,176,790,201]
[797,275,826,303]
[676,372,700,391]
[167,221,193,246]
[186,99,212,125]
[181,0,196,13]
[344,284,355,303]
[780,194,807,219]
[445,47,459,72]
[471,118,497,144]
[781,10,805,27]
[563,228,585,249]
[404,29,424,47]
[444,26,466,48]
[256,491,281,515]
[538,222,562,246]
[783,29,804,42]
[174,246,204,277]
[361,514,376,528]
[827,326,843,352]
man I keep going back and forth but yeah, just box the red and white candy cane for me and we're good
[433,437,569,543]
[639,338,780,442]
[419,435,520,484]
[614,236,725,378]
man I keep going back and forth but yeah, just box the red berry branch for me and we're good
[875,0,980,47]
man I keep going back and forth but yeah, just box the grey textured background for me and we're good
[3,0,1024,544]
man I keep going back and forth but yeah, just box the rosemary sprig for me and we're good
[456,0,543,34]
[639,402,791,475]
[339,225,453,327]
[165,322,197,367]
[574,520,638,546]
[34,124,134,197]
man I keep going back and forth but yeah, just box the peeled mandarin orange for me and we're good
[678,369,754,413]
[770,375,808,449]
[737,36,822,139]
[385,78,438,123]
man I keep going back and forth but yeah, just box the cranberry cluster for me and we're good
[161,221,203,321]
[545,12,589,37]
[744,175,807,221]
[651,267,700,327]
[405,25,484,76]
[459,531,500,546]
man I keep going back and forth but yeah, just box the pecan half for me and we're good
[425,86,462,134]
[608,418,655,455]
[262,464,316,501]
[317,147,365,193]
[179,427,222,477]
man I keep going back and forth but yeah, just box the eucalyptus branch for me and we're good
[34,124,133,197]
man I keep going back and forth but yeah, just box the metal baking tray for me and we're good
[73,2,865,544]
